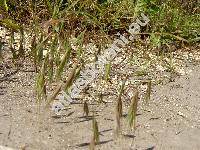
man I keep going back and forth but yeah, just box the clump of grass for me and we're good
[63,63,79,91]
[9,30,17,60]
[127,90,139,130]
[115,95,122,137]
[46,63,78,106]
[90,114,99,150]
[83,101,89,117]
[115,77,127,136]
[36,56,47,103]
[104,61,111,81]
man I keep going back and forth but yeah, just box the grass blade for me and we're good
[92,115,99,144]
[104,61,111,81]
[115,77,127,136]
[55,41,71,80]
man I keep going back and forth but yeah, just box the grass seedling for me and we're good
[104,61,111,81]
[115,77,127,136]
[92,116,99,144]
[46,63,78,106]
[83,101,89,117]
[63,63,78,91]
[127,90,139,130]
[90,114,99,150]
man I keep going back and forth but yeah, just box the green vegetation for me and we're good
[0,0,199,147]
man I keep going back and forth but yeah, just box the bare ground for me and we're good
[0,60,200,150]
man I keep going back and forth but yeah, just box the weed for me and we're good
[83,101,89,117]
[127,90,139,129]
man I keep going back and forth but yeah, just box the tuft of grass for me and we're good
[115,77,127,136]
[90,114,99,149]
[18,28,25,58]
[9,30,17,60]
[104,61,111,81]
[46,63,79,106]
[83,101,89,117]
[127,90,139,130]
[63,63,79,91]
[92,116,99,144]
[36,55,49,103]
[115,95,122,137]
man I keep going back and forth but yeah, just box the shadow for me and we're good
[123,134,135,139]
[0,114,9,117]
[76,114,101,123]
[0,86,6,95]
[149,117,160,120]
[100,128,113,134]
[76,117,93,123]
[20,69,35,72]
[0,86,6,89]
[0,70,18,83]
[103,118,114,121]
[122,113,142,118]
[76,139,113,147]
[51,112,74,119]
[66,111,74,117]
[51,115,62,119]
[0,92,5,95]
[145,146,155,150]
[70,102,99,106]
[78,115,99,119]
[55,121,70,124]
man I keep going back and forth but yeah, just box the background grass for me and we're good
[0,0,199,106]
[0,0,199,145]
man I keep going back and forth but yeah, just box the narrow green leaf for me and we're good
[55,42,71,80]
[104,61,111,81]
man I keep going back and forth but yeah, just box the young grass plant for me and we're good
[46,63,79,106]
[55,40,71,80]
[83,101,89,117]
[36,55,48,103]
[63,63,79,91]
[30,35,37,71]
[127,90,139,130]
[144,80,151,103]
[90,114,99,150]
[115,77,127,136]
[9,30,17,60]
[104,61,111,81]
[18,28,25,58]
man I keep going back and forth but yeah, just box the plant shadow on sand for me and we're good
[76,116,96,123]
[51,111,75,119]
[0,86,6,95]
[76,139,113,147]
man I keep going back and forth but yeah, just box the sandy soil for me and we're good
[0,60,200,150]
